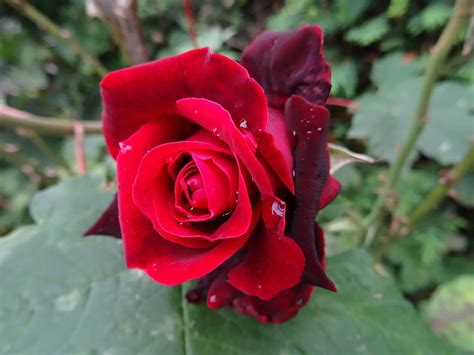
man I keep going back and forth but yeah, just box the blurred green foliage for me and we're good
[0,0,472,351]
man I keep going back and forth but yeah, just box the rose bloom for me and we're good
[86,25,340,323]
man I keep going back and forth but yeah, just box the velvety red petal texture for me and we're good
[227,224,305,300]
[232,284,314,324]
[117,121,257,285]
[102,48,267,158]
[320,175,341,210]
[285,95,336,292]
[256,108,295,193]
[85,25,341,324]
[241,25,331,108]
[83,194,121,239]
[176,98,274,196]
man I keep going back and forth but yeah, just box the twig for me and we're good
[6,0,107,76]
[91,0,149,64]
[326,97,360,110]
[0,105,102,136]
[409,145,474,226]
[73,121,87,175]
[361,0,472,243]
[184,0,198,48]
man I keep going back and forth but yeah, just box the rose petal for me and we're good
[232,284,314,324]
[227,224,305,300]
[241,25,331,108]
[101,48,267,157]
[83,194,121,239]
[144,208,259,285]
[256,108,295,193]
[176,97,274,196]
[285,95,336,292]
[133,141,253,242]
[118,121,258,283]
[319,175,341,210]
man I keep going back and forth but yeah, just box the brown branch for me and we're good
[184,0,198,48]
[91,0,149,65]
[0,105,102,136]
[73,121,87,175]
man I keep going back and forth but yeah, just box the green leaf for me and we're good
[387,0,409,18]
[371,52,421,89]
[330,60,358,98]
[345,16,390,46]
[329,143,375,174]
[408,3,452,36]
[349,79,474,165]
[454,172,474,207]
[0,176,456,354]
[422,275,474,352]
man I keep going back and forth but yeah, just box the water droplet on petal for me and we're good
[119,142,133,153]
[271,200,285,217]
[209,295,217,303]
[239,119,248,129]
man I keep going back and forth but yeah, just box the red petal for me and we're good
[118,122,259,284]
[101,48,267,158]
[145,204,261,285]
[319,175,341,209]
[133,141,253,242]
[284,95,336,292]
[256,108,295,193]
[227,224,305,300]
[176,97,274,196]
[83,194,121,239]
[241,25,331,108]
[232,284,314,324]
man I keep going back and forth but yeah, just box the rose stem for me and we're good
[6,0,107,77]
[361,0,472,245]
[184,0,198,48]
[92,0,149,65]
[409,145,474,226]
[0,105,102,136]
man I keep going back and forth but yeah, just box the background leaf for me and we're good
[0,176,456,355]
[422,275,474,352]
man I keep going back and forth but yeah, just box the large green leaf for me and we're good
[349,78,473,165]
[0,176,456,354]
[422,275,474,352]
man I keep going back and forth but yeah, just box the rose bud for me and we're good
[85,25,340,323]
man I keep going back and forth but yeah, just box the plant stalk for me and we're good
[6,0,107,76]
[409,145,474,226]
[0,106,102,136]
[362,0,472,242]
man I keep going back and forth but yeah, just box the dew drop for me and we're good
[271,200,285,217]
[239,119,248,129]
[119,142,133,153]
[209,295,217,303]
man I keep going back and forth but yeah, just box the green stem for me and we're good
[409,145,474,226]
[361,0,472,242]
[0,106,102,136]
[6,0,107,77]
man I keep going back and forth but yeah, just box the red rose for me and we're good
[86,25,340,323]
